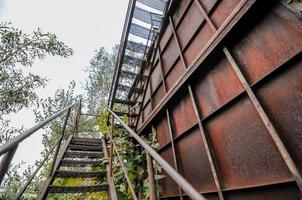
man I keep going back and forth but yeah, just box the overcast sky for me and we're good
[0,0,128,171]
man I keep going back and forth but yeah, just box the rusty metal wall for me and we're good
[135,0,302,199]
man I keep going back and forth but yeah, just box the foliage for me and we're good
[0,21,73,115]
[34,81,80,152]
[0,21,73,145]
[97,112,161,200]
[0,22,74,199]
[84,46,117,114]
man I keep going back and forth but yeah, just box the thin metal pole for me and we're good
[169,14,222,199]
[101,137,118,200]
[0,145,18,184]
[37,135,73,200]
[109,116,114,176]
[193,0,302,191]
[108,108,207,200]
[0,102,78,155]
[48,108,71,177]
[112,139,138,200]
[147,152,157,200]
[15,135,63,200]
[166,109,183,199]
[73,100,82,136]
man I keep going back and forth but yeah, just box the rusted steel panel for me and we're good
[176,2,204,49]
[197,0,218,14]
[162,37,179,73]
[229,3,302,84]
[183,23,213,66]
[210,0,242,29]
[153,84,166,107]
[175,127,216,193]
[192,53,244,118]
[160,147,180,197]
[223,182,300,200]
[255,55,302,172]
[151,63,163,92]
[160,23,173,51]
[155,115,171,147]
[172,0,192,28]
[205,96,293,190]
[137,0,302,198]
[170,92,197,138]
[165,59,185,91]
[143,101,152,120]
[143,83,151,106]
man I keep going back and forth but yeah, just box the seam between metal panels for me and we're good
[166,109,184,199]
[137,0,256,134]
[169,10,225,200]
[193,0,302,192]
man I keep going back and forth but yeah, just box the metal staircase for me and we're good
[0,100,206,200]
[37,136,110,199]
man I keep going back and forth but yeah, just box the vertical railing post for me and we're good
[73,100,82,136]
[109,115,114,176]
[147,152,157,200]
[0,145,18,184]
[48,107,71,177]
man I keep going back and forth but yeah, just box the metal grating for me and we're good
[108,0,168,128]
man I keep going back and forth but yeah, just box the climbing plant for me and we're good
[97,112,162,200]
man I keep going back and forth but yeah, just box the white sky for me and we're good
[0,0,128,171]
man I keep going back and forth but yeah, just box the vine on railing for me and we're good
[97,112,162,200]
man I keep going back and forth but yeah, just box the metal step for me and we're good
[71,137,102,143]
[68,144,102,152]
[55,170,106,178]
[60,159,104,167]
[70,140,102,146]
[113,98,138,106]
[115,111,139,117]
[48,184,108,194]
[64,151,104,158]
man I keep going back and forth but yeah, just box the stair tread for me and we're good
[70,140,101,146]
[68,144,102,151]
[60,159,104,167]
[55,170,106,178]
[48,184,108,193]
[64,151,104,158]
[72,137,102,142]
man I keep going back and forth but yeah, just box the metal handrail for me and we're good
[14,134,63,199]
[108,108,207,200]
[111,137,138,200]
[0,101,80,185]
[0,102,78,155]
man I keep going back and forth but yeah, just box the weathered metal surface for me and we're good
[153,84,166,106]
[255,54,302,174]
[170,92,196,138]
[192,53,244,118]
[175,127,216,193]
[205,96,292,189]
[176,2,204,49]
[159,147,180,197]
[165,60,184,90]
[125,0,302,198]
[154,114,170,147]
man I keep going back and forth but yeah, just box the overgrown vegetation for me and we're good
[0,22,73,144]
[0,27,161,198]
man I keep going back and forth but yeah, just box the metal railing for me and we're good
[107,108,207,200]
[0,100,81,199]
